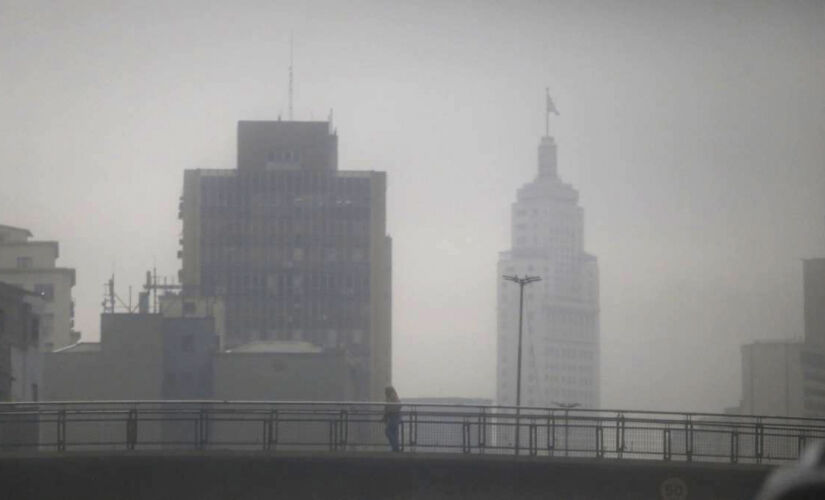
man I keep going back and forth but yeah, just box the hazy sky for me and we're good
[2,0,823,412]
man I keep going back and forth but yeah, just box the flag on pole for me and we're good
[546,91,560,116]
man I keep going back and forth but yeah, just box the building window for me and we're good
[33,284,54,301]
[183,301,196,315]
[17,256,32,269]
[31,384,38,402]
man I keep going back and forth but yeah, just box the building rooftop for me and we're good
[224,340,323,354]
[0,224,33,242]
[0,224,32,235]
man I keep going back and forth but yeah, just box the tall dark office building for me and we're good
[179,121,391,400]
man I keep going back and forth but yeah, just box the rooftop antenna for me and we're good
[288,34,294,120]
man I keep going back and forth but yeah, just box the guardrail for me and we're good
[1,401,823,464]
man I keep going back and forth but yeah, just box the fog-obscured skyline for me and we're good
[2,0,823,412]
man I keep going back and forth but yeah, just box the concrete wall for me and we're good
[0,452,773,500]
[213,351,353,401]
[44,314,165,401]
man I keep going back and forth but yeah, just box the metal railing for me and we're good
[1,401,823,464]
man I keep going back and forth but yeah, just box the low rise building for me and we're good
[43,295,354,448]
[0,282,44,449]
[0,282,43,402]
[0,225,77,350]
[733,258,825,417]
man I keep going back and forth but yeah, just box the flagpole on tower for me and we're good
[545,88,559,137]
[545,87,550,137]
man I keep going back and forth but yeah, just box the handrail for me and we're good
[0,401,822,464]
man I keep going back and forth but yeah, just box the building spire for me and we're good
[545,88,559,137]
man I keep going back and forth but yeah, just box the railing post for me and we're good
[596,421,604,459]
[126,408,138,451]
[663,428,672,461]
[755,417,763,464]
[196,407,208,450]
[477,408,487,453]
[339,410,348,449]
[547,411,556,455]
[616,413,625,459]
[409,409,417,447]
[529,417,537,456]
[329,417,337,451]
[563,409,569,457]
[57,409,67,452]
[267,409,279,451]
[462,417,471,454]
[399,412,405,453]
[730,429,739,464]
[685,415,693,462]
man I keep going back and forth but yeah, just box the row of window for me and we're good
[202,269,371,297]
[224,297,370,331]
[227,328,367,347]
[200,244,369,266]
[200,175,371,206]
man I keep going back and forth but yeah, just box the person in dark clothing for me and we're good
[382,386,402,452]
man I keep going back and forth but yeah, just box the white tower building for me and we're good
[497,96,600,409]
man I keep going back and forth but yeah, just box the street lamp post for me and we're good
[503,274,541,455]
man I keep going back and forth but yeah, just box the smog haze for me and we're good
[1,0,823,412]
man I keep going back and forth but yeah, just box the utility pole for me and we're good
[503,274,541,455]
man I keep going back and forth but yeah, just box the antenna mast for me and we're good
[288,34,294,120]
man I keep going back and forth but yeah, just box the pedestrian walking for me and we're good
[383,386,402,452]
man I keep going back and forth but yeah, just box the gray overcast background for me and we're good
[2,1,823,412]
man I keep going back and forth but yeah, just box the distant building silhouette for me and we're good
[804,258,825,347]
[178,120,391,401]
[497,107,600,409]
[733,258,825,417]
[0,224,77,351]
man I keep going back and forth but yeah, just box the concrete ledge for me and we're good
[0,450,774,500]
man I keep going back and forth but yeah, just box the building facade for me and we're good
[179,120,391,401]
[0,225,77,350]
[803,258,825,347]
[497,120,600,409]
[734,258,825,417]
[0,282,43,402]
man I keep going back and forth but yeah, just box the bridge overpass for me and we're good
[1,401,822,500]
